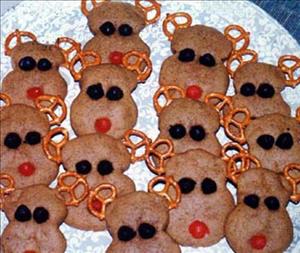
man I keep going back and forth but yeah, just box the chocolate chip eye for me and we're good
[19,56,36,71]
[86,83,104,100]
[97,160,114,176]
[15,204,31,222]
[75,160,92,175]
[201,178,217,194]
[244,194,260,209]
[189,125,206,141]
[100,21,116,36]
[256,83,275,98]
[275,132,294,150]
[4,132,22,149]
[169,124,186,139]
[240,82,256,96]
[118,225,136,241]
[33,207,49,224]
[25,131,41,145]
[199,53,216,67]
[256,134,274,150]
[178,48,195,62]
[138,223,156,239]
[178,178,196,194]
[106,86,124,101]
[37,58,52,71]
[118,24,133,36]
[264,196,280,211]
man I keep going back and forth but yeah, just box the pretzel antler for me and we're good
[81,0,109,16]
[148,176,181,209]
[4,29,37,56]
[296,107,300,123]
[224,25,250,53]
[0,173,16,209]
[0,93,12,109]
[87,183,117,220]
[278,55,300,87]
[283,163,300,203]
[162,12,192,41]
[135,0,161,24]
[221,142,248,162]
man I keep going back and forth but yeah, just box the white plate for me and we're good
[1,1,300,252]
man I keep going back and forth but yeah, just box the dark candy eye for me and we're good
[244,194,260,209]
[178,177,196,194]
[4,132,22,149]
[19,56,36,71]
[37,58,52,71]
[178,48,195,62]
[86,83,104,100]
[199,53,216,67]
[138,223,156,239]
[33,207,49,224]
[240,82,256,96]
[15,204,31,222]
[25,131,41,145]
[168,124,186,139]
[118,226,136,241]
[264,196,280,211]
[118,24,133,36]
[189,125,205,141]
[275,132,293,150]
[100,21,116,36]
[201,178,217,194]
[256,83,275,98]
[256,134,274,150]
[106,86,124,101]
[75,160,92,175]
[97,160,114,176]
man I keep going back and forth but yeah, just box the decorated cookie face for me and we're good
[1,185,67,253]
[105,191,181,253]
[3,31,67,106]
[232,62,290,118]
[245,113,300,173]
[164,149,234,247]
[160,25,232,101]
[71,64,138,138]
[59,133,135,231]
[157,98,221,156]
[225,168,293,253]
[82,1,150,64]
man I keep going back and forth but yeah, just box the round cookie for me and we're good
[1,185,67,253]
[225,168,293,253]
[232,62,290,118]
[245,113,300,173]
[157,98,221,156]
[160,25,232,101]
[164,149,234,247]
[105,191,181,253]
[60,133,135,231]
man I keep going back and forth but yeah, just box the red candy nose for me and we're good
[109,51,124,65]
[91,199,102,211]
[26,87,44,100]
[189,220,210,239]
[95,117,112,134]
[186,85,202,100]
[18,162,36,176]
[250,234,267,250]
[24,251,37,253]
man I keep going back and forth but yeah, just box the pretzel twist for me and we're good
[87,183,117,220]
[0,93,12,108]
[153,85,185,114]
[162,12,192,41]
[4,29,37,56]
[135,0,161,24]
[57,172,89,206]
[283,163,300,203]
[34,95,67,126]
[0,173,15,209]
[42,127,69,164]
[81,0,109,16]
[296,107,300,123]
[226,153,261,184]
[278,55,300,87]
[122,51,152,82]
[221,142,248,162]
[148,176,181,209]
[224,25,250,52]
